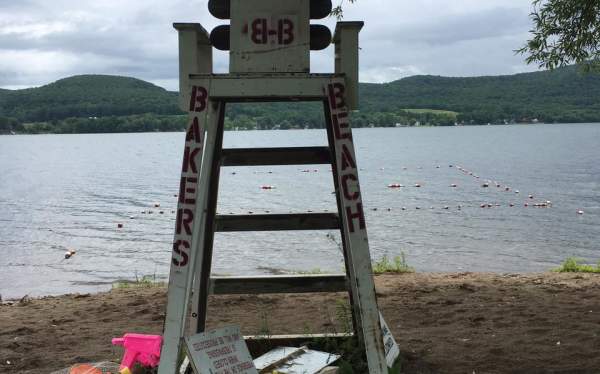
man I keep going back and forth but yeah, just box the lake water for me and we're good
[1,124,599,299]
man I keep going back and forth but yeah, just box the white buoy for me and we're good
[577,210,584,215]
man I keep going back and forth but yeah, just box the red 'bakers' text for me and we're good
[172,86,207,267]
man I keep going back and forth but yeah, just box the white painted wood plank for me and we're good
[188,73,340,100]
[158,80,214,374]
[325,77,388,374]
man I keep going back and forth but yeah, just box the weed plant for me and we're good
[112,272,164,289]
[373,253,414,274]
[554,257,600,273]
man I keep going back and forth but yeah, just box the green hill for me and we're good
[0,75,179,122]
[1,66,599,134]
[359,65,600,124]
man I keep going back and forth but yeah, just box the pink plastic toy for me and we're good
[112,333,163,374]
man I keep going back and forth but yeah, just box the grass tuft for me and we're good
[373,253,414,274]
[554,257,600,273]
[112,273,164,289]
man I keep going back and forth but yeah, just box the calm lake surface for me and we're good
[1,124,599,298]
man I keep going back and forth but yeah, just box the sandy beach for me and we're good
[2,272,600,374]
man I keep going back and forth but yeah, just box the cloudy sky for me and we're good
[0,0,539,91]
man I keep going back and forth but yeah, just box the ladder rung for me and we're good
[221,146,331,166]
[210,274,348,295]
[215,213,339,231]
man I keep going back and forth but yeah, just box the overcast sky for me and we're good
[0,0,538,91]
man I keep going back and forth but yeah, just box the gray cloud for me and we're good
[0,0,538,90]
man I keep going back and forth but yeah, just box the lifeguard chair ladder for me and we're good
[159,1,389,373]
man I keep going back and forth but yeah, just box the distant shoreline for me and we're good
[2,121,599,136]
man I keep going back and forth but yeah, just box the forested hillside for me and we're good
[1,66,599,134]
[360,65,600,124]
[0,75,178,122]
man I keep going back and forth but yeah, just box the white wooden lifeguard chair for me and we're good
[158,1,392,372]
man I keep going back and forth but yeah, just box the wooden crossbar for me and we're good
[209,274,347,294]
[214,213,340,232]
[221,146,331,166]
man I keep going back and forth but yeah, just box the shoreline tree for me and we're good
[518,0,600,71]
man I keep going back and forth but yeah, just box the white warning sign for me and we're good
[380,312,400,368]
[185,325,258,374]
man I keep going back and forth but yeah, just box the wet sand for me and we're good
[2,272,600,374]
